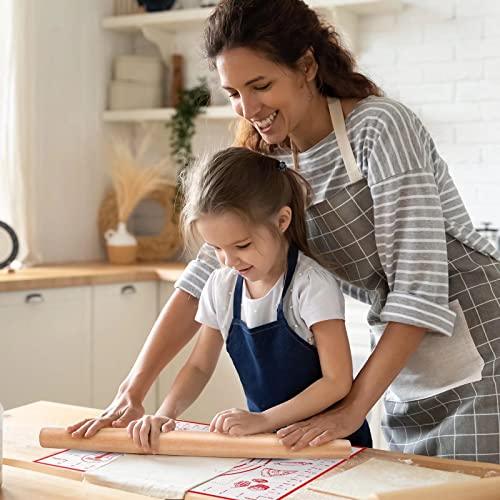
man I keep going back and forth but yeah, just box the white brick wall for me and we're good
[358,0,500,231]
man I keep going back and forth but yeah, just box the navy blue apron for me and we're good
[226,245,372,447]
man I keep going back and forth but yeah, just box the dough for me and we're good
[308,458,479,499]
[84,454,242,499]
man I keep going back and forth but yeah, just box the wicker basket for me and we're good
[99,185,181,261]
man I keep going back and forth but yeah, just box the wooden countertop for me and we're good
[3,401,500,500]
[0,261,186,292]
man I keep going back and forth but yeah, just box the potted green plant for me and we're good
[166,78,210,181]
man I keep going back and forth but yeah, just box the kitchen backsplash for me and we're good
[357,0,500,230]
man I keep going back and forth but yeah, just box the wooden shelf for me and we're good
[102,0,401,33]
[102,7,209,33]
[102,105,236,123]
[309,0,401,15]
[101,0,402,124]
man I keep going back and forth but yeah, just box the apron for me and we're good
[301,98,500,463]
[226,244,372,447]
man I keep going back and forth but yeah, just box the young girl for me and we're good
[126,147,371,452]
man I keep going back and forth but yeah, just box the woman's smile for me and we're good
[252,111,279,133]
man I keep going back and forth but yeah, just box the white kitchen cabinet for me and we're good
[92,281,159,413]
[0,287,92,410]
[157,282,247,422]
[345,296,388,450]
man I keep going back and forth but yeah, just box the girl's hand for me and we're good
[127,415,176,454]
[210,408,270,436]
[66,394,145,439]
[276,403,364,450]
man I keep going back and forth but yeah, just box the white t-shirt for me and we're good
[195,251,345,344]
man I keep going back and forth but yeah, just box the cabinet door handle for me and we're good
[25,293,44,304]
[121,285,137,296]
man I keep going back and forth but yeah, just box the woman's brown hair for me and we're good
[181,147,313,258]
[203,0,383,153]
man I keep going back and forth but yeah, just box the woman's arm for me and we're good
[156,325,224,419]
[67,289,201,437]
[123,290,201,403]
[277,321,426,449]
[125,325,223,453]
[68,244,220,438]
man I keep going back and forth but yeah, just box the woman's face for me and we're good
[216,47,314,145]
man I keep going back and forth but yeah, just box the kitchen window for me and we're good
[0,0,33,264]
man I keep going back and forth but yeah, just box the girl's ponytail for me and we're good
[281,167,313,258]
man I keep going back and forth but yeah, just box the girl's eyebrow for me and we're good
[222,76,266,90]
[207,238,250,247]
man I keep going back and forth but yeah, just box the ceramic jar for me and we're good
[104,222,138,265]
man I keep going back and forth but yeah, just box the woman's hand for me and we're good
[210,408,270,436]
[66,393,145,439]
[127,415,176,453]
[276,402,365,450]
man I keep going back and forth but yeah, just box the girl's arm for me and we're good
[156,325,224,419]
[260,319,352,430]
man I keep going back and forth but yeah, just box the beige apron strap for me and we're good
[290,99,363,183]
[329,98,364,183]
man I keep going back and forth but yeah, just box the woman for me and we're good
[69,0,500,463]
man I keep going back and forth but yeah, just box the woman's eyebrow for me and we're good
[222,76,267,90]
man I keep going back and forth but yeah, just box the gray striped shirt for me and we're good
[175,96,500,335]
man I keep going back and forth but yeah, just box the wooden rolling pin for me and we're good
[39,427,351,460]
[368,475,500,500]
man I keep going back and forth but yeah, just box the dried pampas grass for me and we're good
[109,132,175,222]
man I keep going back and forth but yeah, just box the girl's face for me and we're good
[216,47,316,146]
[196,209,291,284]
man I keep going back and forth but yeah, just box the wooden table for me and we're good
[3,401,500,499]
[0,465,151,500]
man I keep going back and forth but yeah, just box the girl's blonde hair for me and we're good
[181,147,313,257]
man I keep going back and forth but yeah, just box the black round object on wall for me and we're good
[0,221,19,269]
[137,0,176,12]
